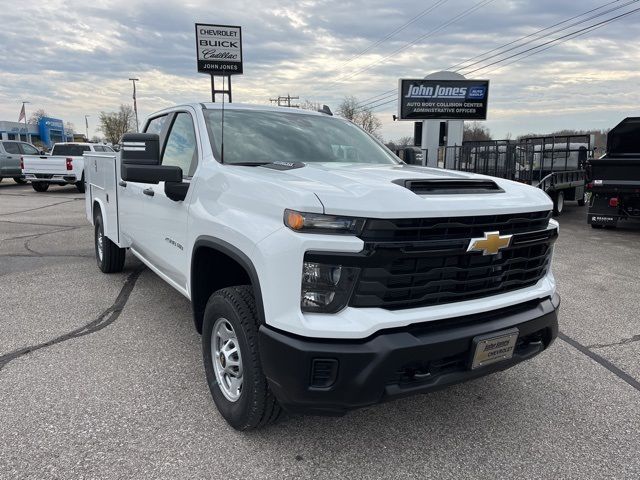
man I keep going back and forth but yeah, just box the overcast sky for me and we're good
[1,0,639,141]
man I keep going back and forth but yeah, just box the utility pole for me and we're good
[129,78,140,132]
[84,115,90,140]
[269,94,299,108]
[20,101,30,142]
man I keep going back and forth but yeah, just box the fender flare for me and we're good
[191,236,266,326]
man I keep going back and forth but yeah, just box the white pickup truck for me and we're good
[22,142,114,192]
[85,103,560,430]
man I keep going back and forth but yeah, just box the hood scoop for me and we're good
[394,178,504,195]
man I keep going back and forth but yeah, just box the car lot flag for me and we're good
[18,104,26,122]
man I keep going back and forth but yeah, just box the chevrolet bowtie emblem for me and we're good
[467,231,513,255]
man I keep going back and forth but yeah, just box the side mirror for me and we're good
[120,133,182,184]
[39,150,46,155]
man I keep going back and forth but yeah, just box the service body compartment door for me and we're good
[85,153,121,245]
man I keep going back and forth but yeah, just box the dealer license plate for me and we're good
[471,328,519,370]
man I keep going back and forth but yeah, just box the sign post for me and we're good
[195,23,243,102]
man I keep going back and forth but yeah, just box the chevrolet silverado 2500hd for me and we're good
[85,103,559,430]
[23,142,114,192]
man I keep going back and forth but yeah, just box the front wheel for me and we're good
[32,182,49,192]
[14,177,26,184]
[94,210,125,273]
[202,286,281,430]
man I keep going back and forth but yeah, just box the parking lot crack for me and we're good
[0,199,77,216]
[586,334,640,350]
[0,267,144,373]
[559,331,640,393]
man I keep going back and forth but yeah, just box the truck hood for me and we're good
[274,163,552,218]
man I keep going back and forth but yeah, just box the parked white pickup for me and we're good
[22,142,114,193]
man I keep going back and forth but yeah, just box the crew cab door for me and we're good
[120,111,199,289]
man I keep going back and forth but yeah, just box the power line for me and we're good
[367,6,640,112]
[326,0,496,88]
[456,0,638,74]
[447,0,622,71]
[357,0,631,109]
[463,6,640,75]
[334,0,449,72]
[481,9,640,75]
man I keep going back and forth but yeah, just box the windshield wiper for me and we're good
[228,161,272,166]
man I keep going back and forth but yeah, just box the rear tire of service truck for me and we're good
[553,190,564,216]
[202,286,282,431]
[94,211,125,273]
[32,182,49,192]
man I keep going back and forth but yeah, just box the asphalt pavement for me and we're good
[1,181,639,479]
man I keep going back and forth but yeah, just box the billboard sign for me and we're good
[195,23,243,75]
[398,79,489,120]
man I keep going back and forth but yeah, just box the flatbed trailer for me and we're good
[440,135,592,215]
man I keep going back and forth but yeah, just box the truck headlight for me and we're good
[285,209,364,235]
[301,261,359,313]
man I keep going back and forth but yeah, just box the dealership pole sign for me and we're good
[398,79,490,120]
[195,23,243,75]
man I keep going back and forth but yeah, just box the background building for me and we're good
[0,117,73,147]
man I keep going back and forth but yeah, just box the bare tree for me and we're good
[463,122,492,142]
[394,136,414,148]
[299,99,322,111]
[336,96,383,139]
[28,109,48,125]
[98,105,136,145]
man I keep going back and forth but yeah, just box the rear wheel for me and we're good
[94,210,125,273]
[202,286,281,430]
[13,177,26,184]
[76,173,85,193]
[32,182,49,192]
[577,196,585,207]
[553,190,565,215]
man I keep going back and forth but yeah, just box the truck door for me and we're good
[123,111,198,289]
[119,114,170,253]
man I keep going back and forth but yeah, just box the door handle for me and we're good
[118,180,127,187]
[143,188,155,197]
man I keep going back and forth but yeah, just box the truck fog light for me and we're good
[303,262,341,286]
[301,261,359,313]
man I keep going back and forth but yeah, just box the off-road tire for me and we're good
[202,286,282,430]
[32,182,49,192]
[94,210,125,273]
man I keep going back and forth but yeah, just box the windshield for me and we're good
[203,109,399,165]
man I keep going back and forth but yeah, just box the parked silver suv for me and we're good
[0,140,43,184]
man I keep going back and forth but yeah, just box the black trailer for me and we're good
[586,117,640,228]
[440,135,591,215]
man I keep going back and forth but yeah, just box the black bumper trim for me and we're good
[259,295,559,415]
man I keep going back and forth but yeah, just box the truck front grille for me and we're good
[348,211,555,310]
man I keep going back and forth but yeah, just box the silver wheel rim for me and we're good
[212,318,243,402]
[97,225,104,261]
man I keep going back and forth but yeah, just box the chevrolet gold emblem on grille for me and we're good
[467,231,513,255]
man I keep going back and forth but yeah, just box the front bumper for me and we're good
[259,294,559,415]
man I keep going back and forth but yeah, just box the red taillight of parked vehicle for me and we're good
[609,197,619,208]
[66,158,73,171]
[586,182,593,190]
[20,156,24,170]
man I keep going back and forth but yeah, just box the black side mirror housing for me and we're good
[39,150,46,155]
[120,132,182,184]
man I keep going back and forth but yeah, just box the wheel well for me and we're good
[93,200,101,221]
[191,245,260,334]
